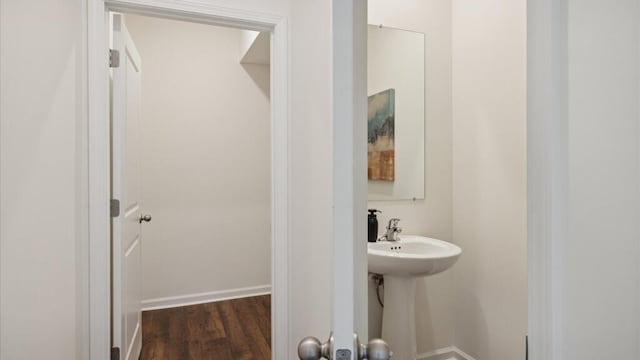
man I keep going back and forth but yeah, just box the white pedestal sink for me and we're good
[368,235,462,360]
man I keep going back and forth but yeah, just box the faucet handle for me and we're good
[388,218,401,228]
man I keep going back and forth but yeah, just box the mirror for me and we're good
[367,25,425,201]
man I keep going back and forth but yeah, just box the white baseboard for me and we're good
[141,284,271,311]
[417,346,477,360]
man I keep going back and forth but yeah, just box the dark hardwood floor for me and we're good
[140,295,271,360]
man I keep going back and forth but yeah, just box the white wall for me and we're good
[0,0,336,359]
[529,1,640,358]
[562,0,640,358]
[451,0,528,359]
[367,0,454,353]
[0,0,89,359]
[288,0,334,348]
[123,15,271,305]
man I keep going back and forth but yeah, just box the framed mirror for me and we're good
[367,25,425,201]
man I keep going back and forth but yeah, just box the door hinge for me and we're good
[109,49,120,68]
[110,199,120,218]
[111,347,120,360]
[526,335,529,360]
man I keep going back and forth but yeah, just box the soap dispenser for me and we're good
[368,209,381,242]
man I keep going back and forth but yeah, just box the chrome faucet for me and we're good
[382,218,402,241]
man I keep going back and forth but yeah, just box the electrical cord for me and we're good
[372,274,384,307]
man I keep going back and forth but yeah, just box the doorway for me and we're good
[88,3,291,360]
[110,12,274,359]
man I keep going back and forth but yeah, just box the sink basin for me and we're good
[368,235,461,360]
[368,235,462,276]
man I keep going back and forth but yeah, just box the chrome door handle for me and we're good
[139,214,152,223]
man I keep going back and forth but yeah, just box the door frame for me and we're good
[355,1,553,359]
[87,1,290,359]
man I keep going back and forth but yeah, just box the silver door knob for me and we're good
[298,333,391,360]
[361,339,392,360]
[298,334,332,360]
[139,214,152,223]
[298,337,322,360]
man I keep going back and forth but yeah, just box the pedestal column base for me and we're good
[381,275,417,360]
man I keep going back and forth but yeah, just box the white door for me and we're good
[111,13,144,360]
[331,0,368,358]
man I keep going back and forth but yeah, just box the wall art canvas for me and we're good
[368,88,395,181]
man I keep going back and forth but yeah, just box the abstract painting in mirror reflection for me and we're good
[368,88,395,181]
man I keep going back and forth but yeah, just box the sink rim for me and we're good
[367,235,462,260]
